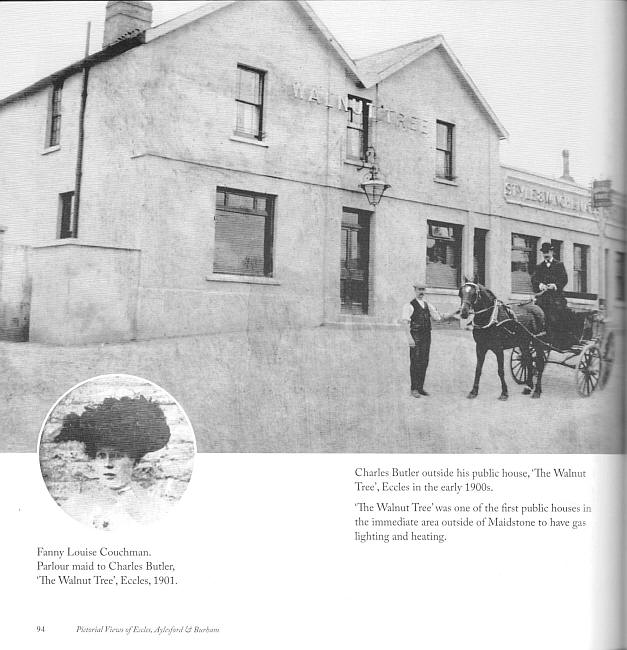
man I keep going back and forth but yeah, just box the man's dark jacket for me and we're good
[531,259,568,294]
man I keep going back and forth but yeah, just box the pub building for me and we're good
[0,1,623,344]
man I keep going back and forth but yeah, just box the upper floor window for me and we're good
[214,187,274,277]
[346,96,371,161]
[47,81,63,147]
[235,65,265,140]
[435,120,454,180]
[426,221,462,289]
[511,233,538,293]
[616,252,625,301]
[573,243,589,293]
[58,191,76,239]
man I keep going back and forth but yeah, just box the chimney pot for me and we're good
[103,1,152,49]
[560,149,575,183]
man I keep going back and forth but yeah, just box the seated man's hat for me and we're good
[540,242,554,253]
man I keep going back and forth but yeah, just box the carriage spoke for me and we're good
[575,343,602,397]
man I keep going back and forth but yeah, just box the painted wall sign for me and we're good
[504,178,594,215]
[288,82,429,134]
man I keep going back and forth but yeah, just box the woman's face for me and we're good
[93,447,134,490]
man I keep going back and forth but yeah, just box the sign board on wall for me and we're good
[504,177,595,216]
[288,81,429,134]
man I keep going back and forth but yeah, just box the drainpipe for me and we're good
[72,23,91,237]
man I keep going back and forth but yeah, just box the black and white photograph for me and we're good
[0,1,624,648]
[0,1,623,454]
[38,374,195,530]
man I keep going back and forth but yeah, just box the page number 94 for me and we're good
[36,626,46,632]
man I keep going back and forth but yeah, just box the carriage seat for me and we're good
[544,305,592,350]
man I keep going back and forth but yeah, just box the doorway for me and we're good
[341,209,370,314]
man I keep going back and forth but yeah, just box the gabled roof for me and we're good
[355,35,441,84]
[146,1,506,138]
[145,0,364,86]
[356,35,508,139]
[0,0,507,139]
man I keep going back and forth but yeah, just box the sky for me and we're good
[1,1,625,190]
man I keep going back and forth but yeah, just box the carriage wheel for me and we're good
[598,331,615,390]
[510,347,529,384]
[510,345,546,384]
[575,343,602,397]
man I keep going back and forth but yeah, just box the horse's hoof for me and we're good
[498,394,508,401]
[467,392,477,399]
[531,392,541,399]
[522,388,532,395]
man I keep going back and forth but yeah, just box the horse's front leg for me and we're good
[468,346,487,398]
[532,345,545,398]
[495,348,508,400]
[522,346,534,395]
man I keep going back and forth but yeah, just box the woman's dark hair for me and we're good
[54,395,171,461]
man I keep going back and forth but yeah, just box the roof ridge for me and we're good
[355,34,441,63]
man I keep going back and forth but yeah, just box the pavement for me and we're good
[0,325,623,454]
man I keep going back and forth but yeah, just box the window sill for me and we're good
[434,177,458,186]
[424,288,460,296]
[206,273,280,285]
[41,145,61,155]
[230,134,269,148]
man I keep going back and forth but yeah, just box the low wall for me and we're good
[0,241,31,341]
[29,241,141,345]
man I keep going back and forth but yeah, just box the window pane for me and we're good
[511,233,537,292]
[237,67,261,104]
[59,192,74,239]
[435,150,448,177]
[616,252,625,301]
[347,127,363,159]
[214,189,273,277]
[436,122,449,150]
[228,193,255,211]
[236,102,260,136]
[214,212,266,275]
[426,221,461,289]
[342,211,359,226]
[50,116,61,147]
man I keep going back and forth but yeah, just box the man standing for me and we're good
[401,281,454,398]
[531,242,568,340]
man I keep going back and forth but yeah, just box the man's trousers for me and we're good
[409,330,431,391]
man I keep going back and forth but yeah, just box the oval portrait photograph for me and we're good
[38,374,196,531]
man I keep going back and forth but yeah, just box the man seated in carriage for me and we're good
[531,242,576,348]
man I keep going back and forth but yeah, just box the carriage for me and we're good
[509,303,615,397]
[458,280,616,400]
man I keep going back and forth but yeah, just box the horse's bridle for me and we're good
[460,282,501,328]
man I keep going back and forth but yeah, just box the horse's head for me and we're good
[459,280,479,319]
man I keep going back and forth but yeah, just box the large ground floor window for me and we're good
[213,188,275,276]
[426,221,462,289]
[511,233,538,293]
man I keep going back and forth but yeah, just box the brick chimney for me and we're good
[103,1,152,48]
[560,149,575,183]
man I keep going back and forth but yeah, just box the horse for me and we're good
[458,280,546,400]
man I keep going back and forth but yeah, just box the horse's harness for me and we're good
[461,282,514,331]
